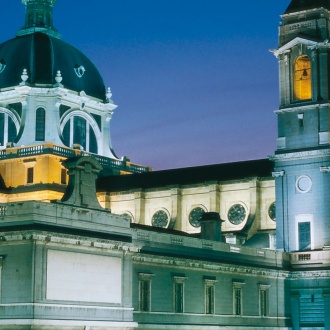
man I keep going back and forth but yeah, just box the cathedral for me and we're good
[0,0,329,329]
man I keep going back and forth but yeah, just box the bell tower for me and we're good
[272,0,330,251]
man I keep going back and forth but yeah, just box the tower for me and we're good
[272,0,330,251]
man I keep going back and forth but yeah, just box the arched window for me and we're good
[35,108,45,141]
[0,109,19,148]
[293,55,312,101]
[61,113,99,154]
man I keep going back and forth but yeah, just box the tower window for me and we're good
[35,108,46,141]
[0,111,19,147]
[293,55,312,101]
[62,115,99,154]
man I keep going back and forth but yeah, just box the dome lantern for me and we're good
[17,0,61,39]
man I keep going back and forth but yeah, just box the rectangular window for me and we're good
[204,278,217,314]
[299,222,311,251]
[61,168,67,185]
[174,282,184,313]
[138,273,153,312]
[233,281,245,316]
[234,287,242,315]
[173,276,186,313]
[27,167,34,184]
[259,285,270,317]
[205,285,215,314]
[298,113,304,128]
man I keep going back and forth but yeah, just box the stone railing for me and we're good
[1,143,150,174]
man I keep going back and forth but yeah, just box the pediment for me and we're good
[271,37,318,57]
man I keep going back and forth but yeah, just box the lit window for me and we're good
[259,284,270,317]
[138,273,154,312]
[204,278,217,314]
[173,276,186,313]
[293,55,312,101]
[35,108,45,141]
[233,281,245,316]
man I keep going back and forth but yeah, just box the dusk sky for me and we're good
[1,1,291,170]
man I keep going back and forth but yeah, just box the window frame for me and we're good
[204,278,217,315]
[259,284,270,317]
[35,107,46,141]
[27,167,34,185]
[233,281,245,316]
[138,273,154,312]
[173,276,187,313]
[293,55,312,101]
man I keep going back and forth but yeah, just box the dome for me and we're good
[0,32,106,100]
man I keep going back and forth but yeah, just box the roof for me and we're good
[284,0,330,14]
[0,32,106,100]
[97,158,274,192]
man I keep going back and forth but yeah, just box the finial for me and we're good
[54,70,63,86]
[106,87,113,102]
[20,69,29,86]
[17,0,61,38]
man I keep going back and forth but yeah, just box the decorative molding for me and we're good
[0,231,141,253]
[320,166,330,173]
[272,171,285,178]
[132,254,290,278]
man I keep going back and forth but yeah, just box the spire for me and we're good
[17,0,61,38]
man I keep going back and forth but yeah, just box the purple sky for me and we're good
[1,0,291,170]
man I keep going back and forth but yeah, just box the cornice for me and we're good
[132,254,289,278]
[0,231,141,253]
[270,148,330,162]
[275,103,330,114]
[290,269,330,278]
[0,86,117,113]
[271,37,319,58]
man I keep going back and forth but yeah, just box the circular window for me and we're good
[296,175,312,193]
[189,207,205,228]
[268,202,276,221]
[228,204,246,225]
[152,210,169,228]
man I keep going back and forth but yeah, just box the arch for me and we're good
[35,107,46,141]
[293,55,312,101]
[60,110,101,154]
[0,107,20,148]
